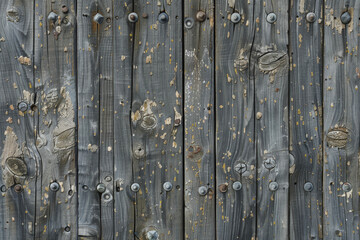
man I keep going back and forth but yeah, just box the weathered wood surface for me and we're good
[289,0,323,239]
[323,0,360,239]
[184,1,215,240]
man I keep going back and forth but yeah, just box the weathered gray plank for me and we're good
[0,0,36,239]
[323,0,360,238]
[131,0,183,239]
[34,0,77,239]
[77,0,101,238]
[113,0,135,239]
[289,0,323,239]
[184,1,215,239]
[254,0,289,239]
[215,1,257,239]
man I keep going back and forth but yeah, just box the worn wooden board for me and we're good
[34,0,77,238]
[113,0,135,239]
[215,0,257,239]
[323,0,360,238]
[184,1,215,240]
[77,0,101,238]
[131,0,183,239]
[289,0,323,239]
[0,0,36,239]
[254,0,289,239]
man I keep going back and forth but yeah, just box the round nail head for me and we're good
[340,12,351,24]
[94,13,104,24]
[105,176,112,182]
[104,193,110,200]
[14,184,22,193]
[306,12,316,23]
[158,12,169,24]
[264,158,276,169]
[146,230,159,240]
[342,182,352,192]
[163,182,173,192]
[304,182,314,192]
[18,101,28,112]
[231,13,241,23]
[232,181,242,191]
[269,181,279,191]
[266,12,277,24]
[218,183,228,193]
[234,162,247,174]
[62,5,69,14]
[198,186,208,196]
[196,11,206,22]
[0,185,6,192]
[50,182,60,192]
[128,12,138,23]
[184,17,194,29]
[96,183,106,193]
[64,226,71,232]
[131,183,140,192]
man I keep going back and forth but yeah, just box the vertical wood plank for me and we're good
[113,0,135,239]
[131,1,183,239]
[254,0,289,239]
[77,0,101,238]
[0,0,36,239]
[184,1,215,239]
[289,0,323,239]
[215,0,257,239]
[34,0,77,239]
[323,0,360,238]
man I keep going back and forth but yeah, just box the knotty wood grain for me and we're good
[215,1,257,239]
[323,0,360,238]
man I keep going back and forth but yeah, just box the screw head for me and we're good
[234,162,247,174]
[184,17,194,29]
[131,183,140,192]
[304,182,314,192]
[158,12,169,24]
[340,11,351,24]
[306,12,316,23]
[163,182,173,192]
[18,101,28,112]
[14,184,22,193]
[269,181,279,191]
[62,5,69,14]
[93,13,104,24]
[342,182,352,192]
[264,158,276,169]
[64,226,70,232]
[105,176,112,182]
[128,12,138,23]
[198,186,208,196]
[230,13,241,23]
[50,182,60,192]
[146,230,159,240]
[96,183,106,193]
[218,183,228,193]
[48,12,58,22]
[232,181,242,191]
[196,11,206,22]
[266,12,277,24]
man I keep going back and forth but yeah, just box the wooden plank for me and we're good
[215,1,257,239]
[113,0,135,239]
[254,0,289,239]
[323,0,360,238]
[0,0,36,239]
[131,1,183,239]
[34,0,77,239]
[184,1,215,239]
[289,1,323,239]
[77,0,101,238]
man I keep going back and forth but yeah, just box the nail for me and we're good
[96,183,106,193]
[62,5,69,14]
[105,176,112,182]
[218,183,228,193]
[184,17,194,29]
[230,13,241,23]
[0,185,6,192]
[264,158,276,169]
[163,182,173,192]
[269,181,278,191]
[103,193,111,200]
[14,184,22,193]
[266,12,277,24]
[131,183,140,192]
[306,12,316,23]
[196,11,206,22]
[303,182,314,192]
[64,226,71,232]
[50,182,60,192]
[158,12,169,24]
[234,163,247,174]
[340,11,351,24]
[198,186,208,195]
[18,101,28,112]
[93,13,104,24]
[232,181,242,191]
[342,182,352,192]
[146,230,159,240]
[128,12,138,23]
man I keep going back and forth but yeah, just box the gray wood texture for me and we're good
[184,1,215,240]
[323,0,360,239]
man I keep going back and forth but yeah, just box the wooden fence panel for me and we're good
[34,0,77,239]
[289,0,323,239]
[215,0,257,239]
[131,1,183,239]
[0,0,36,239]
[184,1,215,240]
[323,0,360,239]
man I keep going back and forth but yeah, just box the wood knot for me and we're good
[5,157,27,177]
[327,127,348,148]
[187,145,203,161]
[258,51,288,74]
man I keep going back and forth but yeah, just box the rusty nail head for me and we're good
[266,12,277,24]
[131,183,140,192]
[340,12,351,24]
[304,182,314,192]
[218,183,228,193]
[50,182,60,192]
[158,12,169,24]
[128,12,138,23]
[94,13,104,24]
[146,230,159,240]
[96,183,106,193]
[306,12,316,23]
[231,13,241,23]
[198,186,208,196]
[342,182,352,192]
[14,184,22,193]
[62,5,69,14]
[234,163,247,174]
[269,181,278,191]
[163,182,173,192]
[48,12,58,22]
[174,119,181,126]
[264,158,276,169]
[105,176,112,182]
[184,17,194,29]
[18,101,28,112]
[232,181,242,191]
[196,11,206,22]
[64,226,70,232]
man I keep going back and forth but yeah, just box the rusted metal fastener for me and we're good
[163,182,173,192]
[93,13,104,24]
[131,183,140,192]
[218,183,228,193]
[48,12,58,22]
[196,11,206,22]
[269,181,278,191]
[198,186,208,196]
[306,12,316,23]
[50,182,60,192]
[96,183,106,193]
[234,163,247,174]
[342,182,352,192]
[266,12,277,24]
[62,5,69,14]
[146,230,159,240]
[105,176,112,182]
[340,12,351,24]
[18,101,28,112]
[158,12,169,24]
[64,226,70,232]
[264,158,276,169]
[304,182,314,192]
[14,184,22,193]
[128,12,138,23]
[230,13,241,23]
[184,17,194,29]
[232,181,242,191]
